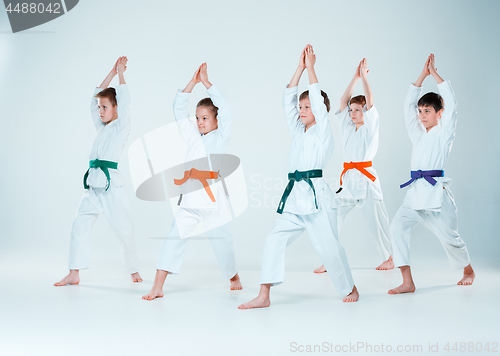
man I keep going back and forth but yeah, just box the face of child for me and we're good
[349,103,364,126]
[299,98,316,128]
[418,105,443,131]
[97,97,118,124]
[196,106,218,135]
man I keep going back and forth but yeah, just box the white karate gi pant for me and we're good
[157,207,238,280]
[68,186,140,274]
[260,205,354,297]
[336,189,392,260]
[391,187,470,269]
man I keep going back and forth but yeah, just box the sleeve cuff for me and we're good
[437,79,451,89]
[363,104,377,113]
[206,84,217,94]
[176,89,191,96]
[335,106,348,116]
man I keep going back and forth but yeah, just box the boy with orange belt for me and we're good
[388,54,474,294]
[314,58,393,274]
[143,63,241,300]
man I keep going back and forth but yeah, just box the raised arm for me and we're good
[113,57,130,131]
[283,47,308,136]
[91,57,121,129]
[428,53,444,84]
[202,63,230,145]
[305,45,318,85]
[98,57,119,89]
[340,60,361,112]
[174,65,201,142]
[288,46,307,88]
[199,62,212,90]
[359,58,373,110]
[430,55,456,138]
[116,56,127,85]
[414,55,431,88]
[182,65,202,93]
[305,46,328,130]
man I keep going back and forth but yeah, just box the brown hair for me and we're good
[418,92,444,112]
[95,87,117,106]
[349,95,366,107]
[197,97,219,118]
[299,90,331,112]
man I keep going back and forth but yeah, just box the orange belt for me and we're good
[339,161,376,186]
[174,168,219,202]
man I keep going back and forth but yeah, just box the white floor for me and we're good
[1,255,499,356]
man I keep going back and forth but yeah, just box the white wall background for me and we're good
[1,0,499,273]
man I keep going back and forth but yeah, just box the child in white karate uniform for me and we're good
[389,54,475,294]
[314,58,393,274]
[55,57,142,286]
[143,63,241,300]
[239,45,358,309]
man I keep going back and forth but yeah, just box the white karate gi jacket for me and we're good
[87,84,130,189]
[173,85,230,210]
[402,80,457,211]
[282,83,335,215]
[335,104,383,201]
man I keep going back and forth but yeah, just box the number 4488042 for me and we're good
[5,3,61,14]
[444,342,498,353]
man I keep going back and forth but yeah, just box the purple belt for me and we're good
[400,170,444,188]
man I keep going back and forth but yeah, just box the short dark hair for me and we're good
[95,87,117,106]
[197,97,218,117]
[349,95,366,108]
[418,92,443,112]
[299,90,331,112]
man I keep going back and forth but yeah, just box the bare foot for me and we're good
[230,273,243,290]
[388,282,416,294]
[142,286,164,300]
[376,256,394,270]
[142,270,168,300]
[54,270,80,286]
[131,272,143,283]
[457,264,475,286]
[313,265,326,274]
[388,265,415,294]
[343,285,359,302]
[238,295,270,309]
[238,284,271,309]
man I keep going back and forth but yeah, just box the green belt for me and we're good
[83,159,118,191]
[277,169,323,214]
